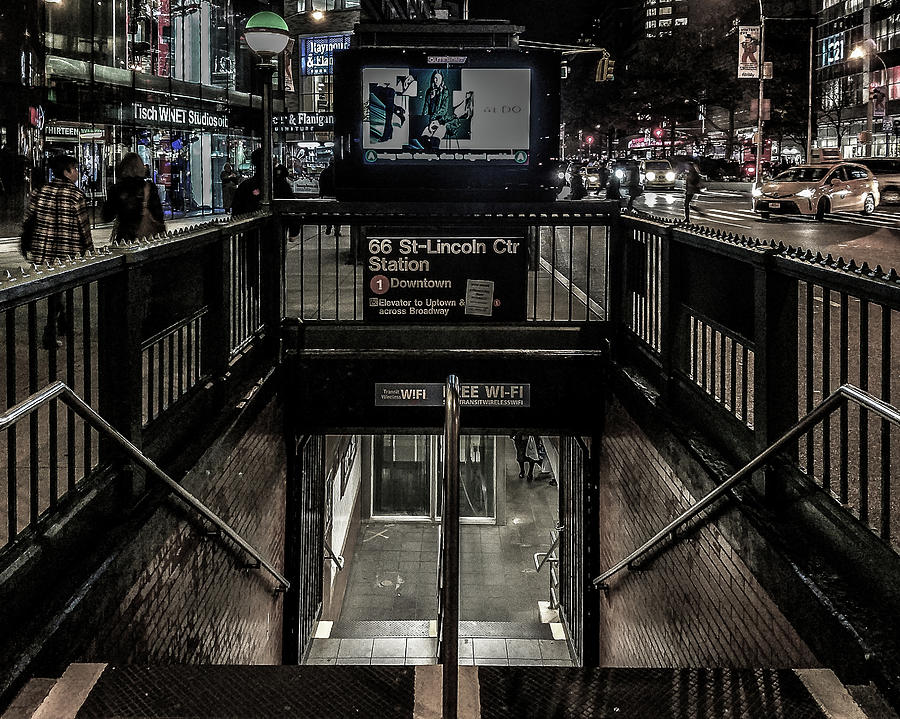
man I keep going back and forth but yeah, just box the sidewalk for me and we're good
[0,215,230,273]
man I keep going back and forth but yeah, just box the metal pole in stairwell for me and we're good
[442,375,460,719]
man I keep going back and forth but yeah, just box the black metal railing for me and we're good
[619,214,900,554]
[0,215,282,554]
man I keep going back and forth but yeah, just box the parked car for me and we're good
[752,162,879,220]
[641,159,676,190]
[850,157,900,204]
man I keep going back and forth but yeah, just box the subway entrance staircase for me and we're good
[3,662,891,719]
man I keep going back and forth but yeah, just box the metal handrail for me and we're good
[534,530,562,573]
[593,383,900,590]
[441,374,461,719]
[323,538,344,570]
[0,381,290,592]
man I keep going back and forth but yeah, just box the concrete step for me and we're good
[0,678,55,719]
[3,663,887,719]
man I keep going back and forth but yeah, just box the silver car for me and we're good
[752,162,879,220]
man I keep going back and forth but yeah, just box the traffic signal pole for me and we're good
[755,1,765,188]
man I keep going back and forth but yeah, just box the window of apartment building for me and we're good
[659,18,672,27]
[660,6,672,14]
[646,20,658,28]
[647,8,657,16]
[674,17,688,26]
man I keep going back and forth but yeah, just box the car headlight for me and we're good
[665,171,676,181]
[645,171,657,181]
[557,171,566,179]
[752,187,763,197]
[796,187,815,199]
[615,169,625,179]
[587,175,599,182]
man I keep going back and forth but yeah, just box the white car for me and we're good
[641,159,676,190]
[752,162,879,220]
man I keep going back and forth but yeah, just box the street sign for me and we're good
[738,26,761,79]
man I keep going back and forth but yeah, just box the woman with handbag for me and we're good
[102,152,165,243]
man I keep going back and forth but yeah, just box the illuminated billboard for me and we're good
[362,67,531,164]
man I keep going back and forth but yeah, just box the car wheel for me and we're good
[815,199,828,221]
[862,194,876,215]
[760,212,770,220]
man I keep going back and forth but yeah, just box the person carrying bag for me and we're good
[102,152,165,243]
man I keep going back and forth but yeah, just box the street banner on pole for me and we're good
[873,85,887,118]
[738,26,761,78]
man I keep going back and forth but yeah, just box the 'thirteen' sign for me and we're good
[134,102,228,131]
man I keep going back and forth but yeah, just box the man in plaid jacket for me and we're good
[22,154,94,348]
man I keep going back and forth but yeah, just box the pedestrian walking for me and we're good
[230,148,264,216]
[318,156,340,237]
[683,162,704,223]
[21,154,94,348]
[624,163,643,211]
[510,432,541,482]
[274,163,300,242]
[102,152,165,244]
[568,167,587,200]
[220,163,240,212]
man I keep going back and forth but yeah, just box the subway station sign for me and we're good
[363,233,528,322]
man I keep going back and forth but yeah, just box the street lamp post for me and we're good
[850,39,887,157]
[244,11,290,209]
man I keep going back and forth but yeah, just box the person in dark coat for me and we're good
[624,164,643,211]
[318,157,339,237]
[220,163,240,212]
[230,148,264,216]
[510,432,541,482]
[102,152,165,244]
[568,168,587,200]
[683,162,704,222]
[274,163,300,241]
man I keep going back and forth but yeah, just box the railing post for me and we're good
[202,226,232,384]
[261,217,284,357]
[657,227,675,397]
[582,430,602,667]
[607,211,626,346]
[753,252,799,500]
[97,261,146,499]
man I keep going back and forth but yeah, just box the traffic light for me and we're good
[653,127,664,140]
[605,59,615,81]
[595,57,608,82]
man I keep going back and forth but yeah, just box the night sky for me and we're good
[466,0,597,44]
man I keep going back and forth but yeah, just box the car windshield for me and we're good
[775,167,828,182]
[644,162,670,171]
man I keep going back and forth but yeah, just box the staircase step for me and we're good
[34,664,880,719]
[0,679,56,719]
[31,664,105,719]
[331,620,553,639]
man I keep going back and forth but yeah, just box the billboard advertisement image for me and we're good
[362,67,531,164]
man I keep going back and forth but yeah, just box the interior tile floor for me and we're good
[308,440,573,667]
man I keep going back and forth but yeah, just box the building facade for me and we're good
[816,0,900,157]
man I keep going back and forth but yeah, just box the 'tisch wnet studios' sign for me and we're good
[133,102,228,131]
[300,34,350,76]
